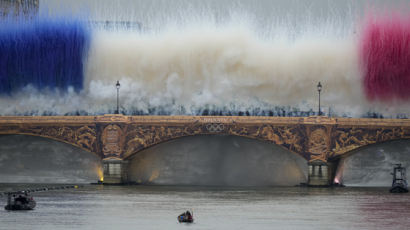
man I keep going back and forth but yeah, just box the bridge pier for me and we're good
[102,159,128,184]
[308,160,333,186]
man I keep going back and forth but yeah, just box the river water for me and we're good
[1,184,410,230]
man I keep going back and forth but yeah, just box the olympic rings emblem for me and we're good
[206,123,225,133]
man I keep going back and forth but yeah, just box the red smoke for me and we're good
[360,13,410,101]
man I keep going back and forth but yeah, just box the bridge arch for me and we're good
[126,134,308,186]
[332,139,410,186]
[330,126,410,161]
[0,133,98,157]
[122,123,308,160]
[0,134,102,183]
[330,138,410,161]
[0,124,99,157]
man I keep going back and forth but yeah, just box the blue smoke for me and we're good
[0,15,90,94]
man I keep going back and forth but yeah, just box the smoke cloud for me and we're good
[360,12,410,101]
[1,1,410,117]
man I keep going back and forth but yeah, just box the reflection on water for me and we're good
[1,184,410,230]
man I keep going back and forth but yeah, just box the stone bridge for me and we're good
[1,114,410,185]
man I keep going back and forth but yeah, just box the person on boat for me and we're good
[185,211,193,221]
[16,195,26,204]
[16,195,23,203]
[178,211,192,222]
[178,212,185,222]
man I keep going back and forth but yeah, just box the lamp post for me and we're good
[116,80,120,114]
[317,82,322,116]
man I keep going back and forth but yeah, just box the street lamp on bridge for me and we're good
[317,82,322,116]
[116,80,120,114]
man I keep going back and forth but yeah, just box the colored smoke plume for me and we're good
[360,12,410,101]
[4,1,410,117]
[0,14,90,94]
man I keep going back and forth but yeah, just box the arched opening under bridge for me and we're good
[0,134,102,183]
[334,139,410,187]
[127,135,307,186]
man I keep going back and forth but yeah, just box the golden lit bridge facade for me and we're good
[1,114,410,185]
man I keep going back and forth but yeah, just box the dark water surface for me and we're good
[1,184,410,230]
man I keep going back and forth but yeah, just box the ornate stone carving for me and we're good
[0,125,98,154]
[331,127,410,157]
[206,123,225,133]
[102,124,123,158]
[1,115,410,162]
[123,122,307,160]
[124,124,203,158]
[308,127,329,161]
[75,126,97,152]
[234,124,305,156]
[200,117,234,123]
[96,114,129,122]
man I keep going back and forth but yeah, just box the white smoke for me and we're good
[2,0,410,117]
[84,27,365,116]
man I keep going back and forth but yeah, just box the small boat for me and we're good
[178,210,193,223]
[4,192,36,210]
[390,164,409,193]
